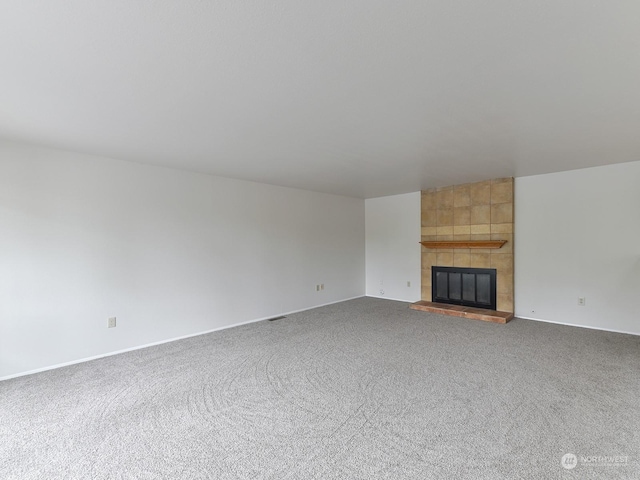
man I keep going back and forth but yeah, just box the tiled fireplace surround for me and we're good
[420,178,514,314]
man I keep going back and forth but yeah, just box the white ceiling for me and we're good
[1,1,640,198]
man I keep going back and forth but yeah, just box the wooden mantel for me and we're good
[420,240,507,249]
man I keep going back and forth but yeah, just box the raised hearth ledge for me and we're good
[420,240,507,249]
[410,301,514,324]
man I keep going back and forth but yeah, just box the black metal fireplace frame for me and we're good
[431,266,497,311]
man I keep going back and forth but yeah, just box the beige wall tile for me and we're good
[453,226,471,236]
[436,225,454,236]
[490,223,513,234]
[491,177,512,184]
[470,224,491,234]
[470,180,491,205]
[421,209,437,227]
[491,203,513,224]
[469,253,491,268]
[422,252,437,268]
[437,252,453,266]
[422,190,437,210]
[421,235,438,241]
[471,205,491,224]
[437,208,454,226]
[497,294,514,313]
[497,271,514,295]
[421,227,438,236]
[421,286,432,302]
[453,253,471,267]
[453,206,471,225]
[436,188,454,209]
[491,181,513,204]
[491,254,513,272]
[453,185,471,207]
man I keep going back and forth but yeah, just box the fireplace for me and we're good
[432,266,497,311]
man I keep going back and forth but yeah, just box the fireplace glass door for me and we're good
[432,266,497,310]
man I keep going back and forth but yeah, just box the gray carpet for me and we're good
[1,297,639,479]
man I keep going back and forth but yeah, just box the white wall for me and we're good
[365,192,421,302]
[0,142,365,379]
[515,161,640,335]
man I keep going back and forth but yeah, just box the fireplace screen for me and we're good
[432,266,497,310]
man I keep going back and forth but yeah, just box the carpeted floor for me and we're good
[1,297,638,479]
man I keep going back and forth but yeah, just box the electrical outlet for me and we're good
[316,285,320,291]
[578,297,586,306]
[108,317,117,328]
[407,281,411,287]
[320,284,324,291]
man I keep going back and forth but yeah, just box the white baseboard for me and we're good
[366,294,418,303]
[281,295,365,316]
[0,295,365,382]
[515,314,640,337]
